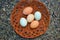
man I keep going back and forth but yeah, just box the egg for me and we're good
[23,7,33,15]
[20,18,27,27]
[34,11,41,20]
[27,14,34,22]
[30,20,39,28]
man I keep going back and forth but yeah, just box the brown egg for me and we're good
[27,14,34,22]
[23,7,33,15]
[30,20,39,29]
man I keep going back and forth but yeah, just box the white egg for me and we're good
[27,14,34,22]
[20,18,27,27]
[34,11,42,20]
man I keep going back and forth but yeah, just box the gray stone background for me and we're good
[0,0,60,40]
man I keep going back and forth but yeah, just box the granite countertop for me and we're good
[0,0,60,40]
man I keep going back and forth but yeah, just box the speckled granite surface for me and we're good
[0,0,60,40]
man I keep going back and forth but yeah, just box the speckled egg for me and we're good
[27,14,34,22]
[20,18,27,27]
[30,20,39,28]
[23,7,33,15]
[34,11,42,20]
